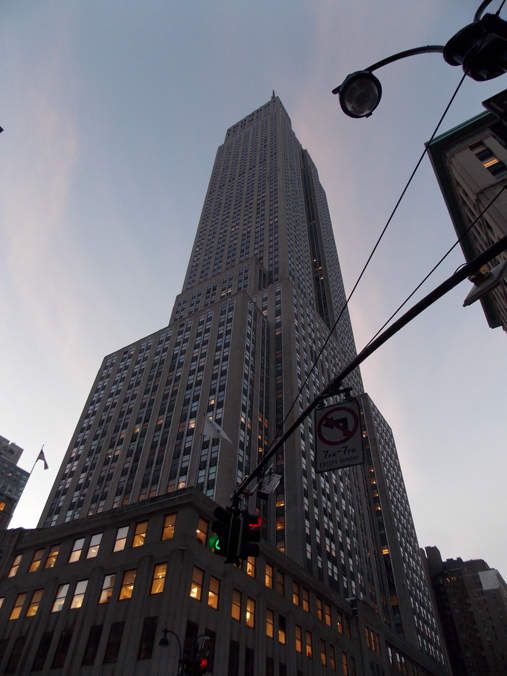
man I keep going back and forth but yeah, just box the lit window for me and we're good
[275,570,284,596]
[0,597,4,608]
[150,564,167,595]
[305,631,313,658]
[9,593,26,620]
[119,570,136,600]
[278,615,286,645]
[87,533,103,558]
[295,625,302,653]
[189,566,204,601]
[207,576,220,609]
[337,612,344,634]
[8,554,22,578]
[264,563,273,588]
[71,580,88,609]
[28,549,45,573]
[98,574,115,604]
[329,645,336,670]
[113,526,129,552]
[266,609,274,638]
[342,652,349,676]
[316,598,323,621]
[162,514,176,541]
[195,518,208,546]
[26,589,43,617]
[52,584,69,612]
[45,545,59,568]
[381,546,390,556]
[292,581,300,606]
[302,587,310,612]
[245,597,255,628]
[133,522,148,548]
[320,640,327,666]
[69,538,85,563]
[0,501,5,511]
[246,556,256,578]
[231,589,241,621]
[324,603,332,626]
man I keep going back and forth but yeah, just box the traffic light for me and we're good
[209,506,241,563]
[238,511,262,559]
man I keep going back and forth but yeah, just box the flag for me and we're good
[203,417,232,444]
[37,447,49,470]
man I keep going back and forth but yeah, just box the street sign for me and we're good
[315,399,363,472]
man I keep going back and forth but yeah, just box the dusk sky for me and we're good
[1,1,506,575]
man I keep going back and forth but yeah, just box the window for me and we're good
[26,589,43,617]
[196,517,208,545]
[264,563,273,588]
[302,587,310,612]
[51,629,73,669]
[336,612,344,634]
[329,644,336,670]
[231,589,241,620]
[162,513,176,540]
[341,651,349,676]
[119,569,136,600]
[150,563,167,595]
[189,566,204,601]
[316,597,323,621]
[292,581,300,606]
[71,580,88,608]
[245,597,255,628]
[133,521,148,548]
[68,538,85,563]
[45,545,59,568]
[9,593,26,620]
[278,615,286,645]
[114,526,129,552]
[29,549,45,572]
[82,625,102,666]
[245,556,256,577]
[320,640,327,666]
[275,570,284,596]
[103,622,125,664]
[295,625,302,653]
[8,554,22,578]
[207,576,220,609]
[99,574,115,604]
[266,609,274,638]
[324,603,332,626]
[52,584,69,612]
[137,617,158,660]
[228,640,240,676]
[87,533,103,558]
[32,631,53,671]
[305,631,313,658]
[5,636,25,673]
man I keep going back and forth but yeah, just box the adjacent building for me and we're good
[0,436,29,529]
[427,88,507,331]
[424,546,507,675]
[0,96,447,673]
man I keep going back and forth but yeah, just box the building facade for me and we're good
[0,436,29,530]
[424,546,507,675]
[1,95,447,672]
[427,88,507,331]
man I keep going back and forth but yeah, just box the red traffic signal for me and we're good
[239,511,262,559]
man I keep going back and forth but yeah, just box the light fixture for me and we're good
[334,71,382,118]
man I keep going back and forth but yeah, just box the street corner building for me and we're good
[0,96,449,674]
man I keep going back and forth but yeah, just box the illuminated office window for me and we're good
[150,564,167,595]
[119,570,136,600]
[133,522,148,548]
[189,567,204,601]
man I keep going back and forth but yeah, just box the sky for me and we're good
[1,0,505,575]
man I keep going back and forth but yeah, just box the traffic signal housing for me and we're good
[238,511,262,559]
[209,506,241,563]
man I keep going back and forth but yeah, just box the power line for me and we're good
[365,185,506,347]
[269,71,467,458]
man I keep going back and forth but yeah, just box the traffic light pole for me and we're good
[233,235,507,500]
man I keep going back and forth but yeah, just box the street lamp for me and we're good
[333,0,507,117]
[159,628,183,675]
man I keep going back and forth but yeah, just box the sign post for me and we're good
[315,399,363,472]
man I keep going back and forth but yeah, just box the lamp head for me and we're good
[335,71,382,118]
[159,628,170,647]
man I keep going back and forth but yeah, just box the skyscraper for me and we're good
[38,95,445,666]
[0,435,29,529]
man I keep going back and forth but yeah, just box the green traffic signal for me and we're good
[208,533,221,553]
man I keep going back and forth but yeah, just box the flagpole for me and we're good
[29,444,44,477]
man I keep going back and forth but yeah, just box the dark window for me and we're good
[51,629,73,669]
[266,656,275,676]
[103,622,125,664]
[0,639,8,663]
[183,620,199,665]
[138,617,158,660]
[31,631,53,671]
[82,625,102,666]
[245,646,255,676]
[228,640,239,676]
[204,628,216,671]
[279,663,287,676]
[5,636,25,674]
